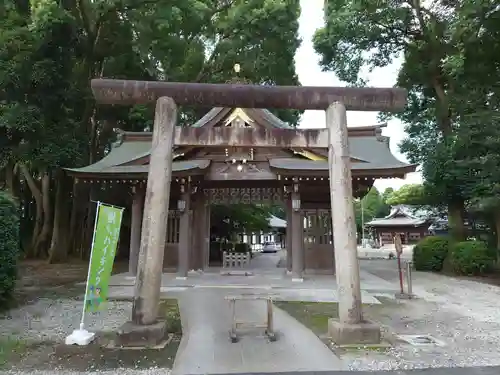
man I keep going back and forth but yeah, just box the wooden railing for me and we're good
[222,252,251,269]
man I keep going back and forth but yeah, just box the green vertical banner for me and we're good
[85,203,124,312]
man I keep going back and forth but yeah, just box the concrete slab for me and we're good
[108,264,397,304]
[171,288,343,374]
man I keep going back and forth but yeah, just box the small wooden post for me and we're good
[266,298,276,341]
[394,233,404,294]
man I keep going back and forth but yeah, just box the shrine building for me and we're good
[66,107,416,276]
[366,205,431,245]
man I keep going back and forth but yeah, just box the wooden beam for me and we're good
[173,127,329,148]
[91,79,407,112]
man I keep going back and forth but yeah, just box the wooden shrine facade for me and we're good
[66,107,416,275]
[366,206,431,245]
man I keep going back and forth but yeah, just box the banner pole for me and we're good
[80,201,101,330]
[90,199,123,210]
[65,201,102,346]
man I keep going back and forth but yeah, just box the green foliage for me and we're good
[0,0,303,260]
[315,0,500,242]
[0,1,86,169]
[126,0,303,126]
[354,187,390,234]
[454,112,500,209]
[2,0,303,170]
[266,204,286,220]
[211,204,271,241]
[386,184,429,206]
[0,191,20,308]
[450,240,494,276]
[412,236,450,272]
[234,243,251,253]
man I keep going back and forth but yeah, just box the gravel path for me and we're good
[0,371,170,375]
[346,260,500,371]
[0,298,130,341]
[3,260,500,373]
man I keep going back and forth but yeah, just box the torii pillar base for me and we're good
[328,319,381,346]
[115,321,168,348]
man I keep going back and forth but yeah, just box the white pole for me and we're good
[65,200,102,346]
[79,201,101,330]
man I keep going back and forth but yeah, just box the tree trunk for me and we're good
[19,163,43,257]
[68,180,85,255]
[448,200,466,241]
[4,161,19,197]
[34,172,52,258]
[494,211,500,264]
[81,185,98,259]
[48,170,71,263]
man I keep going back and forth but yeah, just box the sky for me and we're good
[295,0,423,191]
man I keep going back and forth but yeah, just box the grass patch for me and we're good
[274,301,338,336]
[0,338,28,369]
[159,298,182,335]
[275,301,393,353]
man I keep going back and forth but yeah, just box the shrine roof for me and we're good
[65,140,152,174]
[65,159,210,177]
[268,136,416,176]
[268,215,286,228]
[366,206,429,227]
[64,107,416,178]
[365,216,429,227]
[192,107,292,129]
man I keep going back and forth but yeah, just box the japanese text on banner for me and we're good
[85,204,123,312]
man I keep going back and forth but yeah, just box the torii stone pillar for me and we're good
[192,191,207,271]
[285,195,293,273]
[129,185,145,276]
[326,102,381,345]
[290,187,303,282]
[117,97,177,346]
[177,183,191,279]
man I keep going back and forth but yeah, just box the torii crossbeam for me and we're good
[91,79,406,111]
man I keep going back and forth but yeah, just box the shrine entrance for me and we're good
[206,186,285,268]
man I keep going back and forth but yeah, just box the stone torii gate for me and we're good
[91,79,406,345]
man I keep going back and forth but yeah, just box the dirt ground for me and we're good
[5,336,181,371]
[12,259,128,306]
[1,260,181,371]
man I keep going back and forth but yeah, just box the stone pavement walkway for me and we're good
[203,367,500,375]
[4,365,500,374]
[171,288,342,375]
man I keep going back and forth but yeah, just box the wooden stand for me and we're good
[225,294,277,343]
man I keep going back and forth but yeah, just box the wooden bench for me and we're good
[224,294,277,343]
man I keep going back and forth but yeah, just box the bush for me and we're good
[220,242,234,252]
[0,191,20,309]
[450,240,494,276]
[234,243,251,253]
[412,235,450,272]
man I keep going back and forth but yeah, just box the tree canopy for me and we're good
[0,0,302,260]
[211,204,272,241]
[315,0,500,242]
[354,187,391,235]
